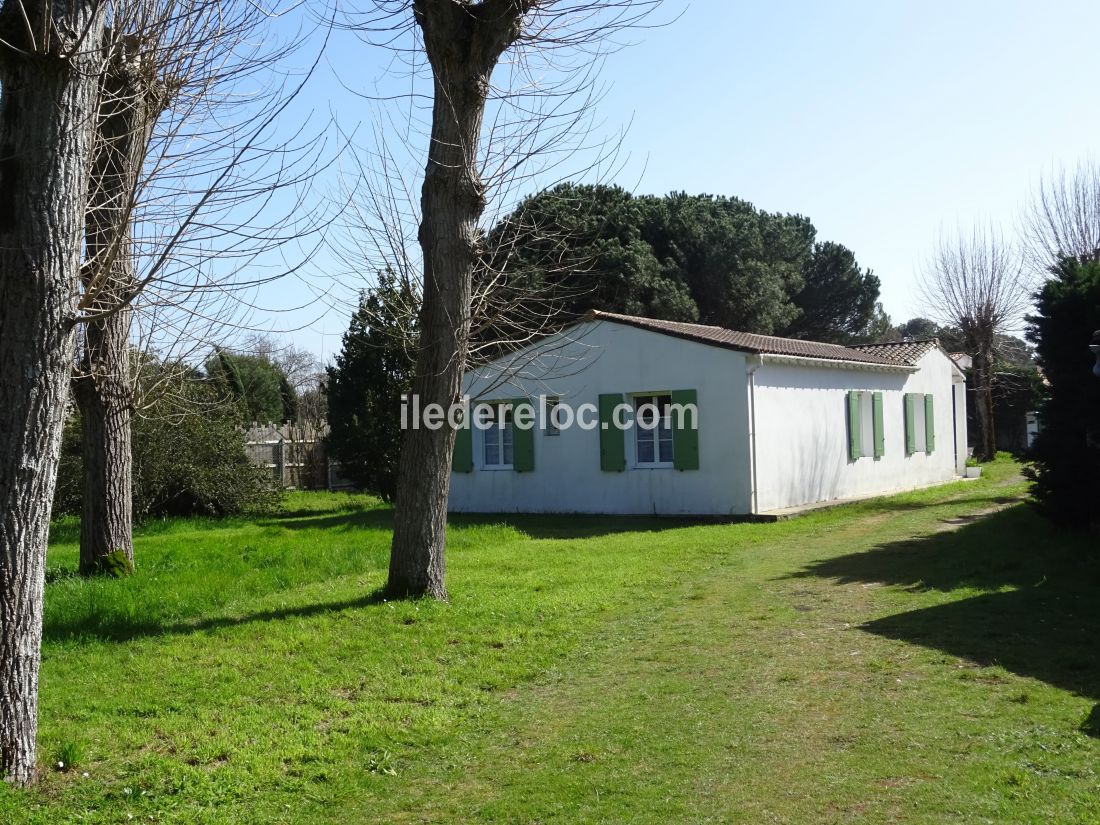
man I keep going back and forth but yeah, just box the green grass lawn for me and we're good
[3,456,1099,823]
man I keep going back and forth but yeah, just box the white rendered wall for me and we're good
[751,349,967,512]
[448,320,753,515]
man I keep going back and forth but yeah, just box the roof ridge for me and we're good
[584,309,905,368]
[591,310,866,352]
[852,338,938,348]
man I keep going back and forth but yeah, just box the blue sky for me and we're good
[260,1,1100,361]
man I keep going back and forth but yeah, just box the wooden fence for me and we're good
[242,422,355,491]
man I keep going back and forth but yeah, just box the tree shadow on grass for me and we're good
[266,505,699,540]
[43,588,392,644]
[791,504,1100,701]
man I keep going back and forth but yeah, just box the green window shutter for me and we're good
[904,393,917,456]
[512,398,535,472]
[847,391,861,461]
[671,388,700,471]
[598,393,626,471]
[872,392,885,458]
[924,394,935,454]
[452,413,473,473]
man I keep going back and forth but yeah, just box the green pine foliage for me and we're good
[205,347,297,424]
[481,183,885,342]
[324,272,417,501]
[1024,257,1100,528]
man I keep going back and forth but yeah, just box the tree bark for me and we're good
[972,346,997,461]
[0,1,107,786]
[74,39,164,577]
[386,0,528,599]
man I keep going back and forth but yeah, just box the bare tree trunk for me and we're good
[74,44,163,577]
[73,333,134,575]
[0,1,107,786]
[972,346,997,461]
[387,0,528,599]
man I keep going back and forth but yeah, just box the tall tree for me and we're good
[483,184,882,340]
[482,184,698,325]
[72,23,166,577]
[386,0,534,599]
[349,0,661,599]
[1022,160,1100,275]
[0,0,108,787]
[783,241,883,343]
[921,224,1030,461]
[645,192,811,333]
[1024,257,1100,528]
[326,274,418,501]
[71,0,325,577]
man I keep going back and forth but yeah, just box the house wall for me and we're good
[448,320,753,515]
[751,349,967,512]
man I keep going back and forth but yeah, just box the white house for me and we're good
[448,310,969,517]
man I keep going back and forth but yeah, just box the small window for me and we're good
[544,396,561,436]
[859,392,875,458]
[911,398,927,453]
[481,403,513,469]
[634,394,674,467]
[848,390,884,460]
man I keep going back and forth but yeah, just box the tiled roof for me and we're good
[586,310,905,367]
[849,339,939,366]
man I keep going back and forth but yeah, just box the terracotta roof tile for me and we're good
[586,311,904,367]
[849,339,939,366]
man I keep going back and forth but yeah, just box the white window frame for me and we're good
[911,397,928,454]
[859,391,875,458]
[479,402,514,470]
[544,395,561,436]
[632,392,675,469]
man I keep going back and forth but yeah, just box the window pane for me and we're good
[545,397,560,434]
[503,440,513,466]
[860,392,875,458]
[502,422,513,446]
[637,437,654,464]
[485,440,499,466]
[914,403,927,452]
[658,434,674,463]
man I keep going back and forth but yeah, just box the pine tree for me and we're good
[325,273,417,501]
[1025,257,1100,528]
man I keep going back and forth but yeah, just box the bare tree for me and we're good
[1022,159,1100,275]
[921,223,1030,461]
[343,0,663,599]
[0,0,109,787]
[72,0,327,575]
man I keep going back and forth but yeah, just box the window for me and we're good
[847,390,884,460]
[634,394,674,466]
[481,403,513,468]
[859,392,875,458]
[544,396,561,436]
[905,393,934,455]
[912,400,927,453]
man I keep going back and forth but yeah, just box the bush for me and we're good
[1024,257,1100,529]
[54,388,281,521]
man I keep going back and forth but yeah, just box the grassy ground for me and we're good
[2,457,1098,823]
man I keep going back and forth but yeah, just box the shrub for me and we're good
[54,387,280,521]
